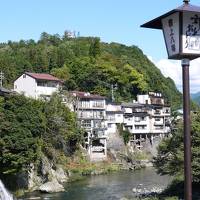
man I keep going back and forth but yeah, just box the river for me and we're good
[21,167,171,200]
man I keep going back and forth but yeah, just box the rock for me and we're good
[27,163,42,190]
[39,180,64,193]
[132,188,137,193]
[140,160,153,167]
[40,156,53,177]
[51,166,69,183]
[107,132,125,151]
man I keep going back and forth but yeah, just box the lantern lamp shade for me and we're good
[141,3,200,60]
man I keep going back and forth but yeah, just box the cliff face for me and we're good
[16,155,68,193]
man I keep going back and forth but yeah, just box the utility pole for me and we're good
[0,71,4,88]
[111,83,118,102]
[111,84,114,102]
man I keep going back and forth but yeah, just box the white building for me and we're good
[105,103,124,134]
[122,92,171,149]
[14,72,62,99]
[69,91,107,161]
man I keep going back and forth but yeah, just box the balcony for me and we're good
[78,102,105,110]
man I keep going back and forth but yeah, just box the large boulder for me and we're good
[39,180,64,193]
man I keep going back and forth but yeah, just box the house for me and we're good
[69,91,107,161]
[105,102,124,134]
[14,72,62,99]
[122,92,171,149]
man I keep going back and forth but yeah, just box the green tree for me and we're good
[43,94,82,156]
[89,38,101,58]
[51,64,70,81]
[0,95,45,174]
[154,111,200,183]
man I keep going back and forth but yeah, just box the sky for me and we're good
[1,0,200,93]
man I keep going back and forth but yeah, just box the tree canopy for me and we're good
[154,111,200,183]
[0,32,182,110]
[0,94,81,175]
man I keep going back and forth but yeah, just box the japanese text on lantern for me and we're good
[185,14,200,51]
[168,19,176,52]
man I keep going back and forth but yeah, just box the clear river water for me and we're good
[21,167,171,200]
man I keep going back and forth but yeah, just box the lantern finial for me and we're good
[183,0,190,4]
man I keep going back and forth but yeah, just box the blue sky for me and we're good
[1,0,200,92]
[1,0,197,61]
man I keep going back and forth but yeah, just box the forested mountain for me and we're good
[0,32,182,109]
[191,92,200,105]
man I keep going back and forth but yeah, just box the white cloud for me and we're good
[151,57,200,94]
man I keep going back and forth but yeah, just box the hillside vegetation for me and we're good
[191,92,200,106]
[0,94,82,176]
[0,32,181,109]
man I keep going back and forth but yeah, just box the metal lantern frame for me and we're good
[141,2,200,60]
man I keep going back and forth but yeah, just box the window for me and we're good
[135,117,146,122]
[81,120,91,128]
[165,109,169,113]
[155,109,161,114]
[80,100,90,108]
[93,100,104,108]
[135,117,140,122]
[37,80,46,86]
[155,125,163,130]
[23,74,26,78]
[47,81,57,87]
[37,80,58,87]
[135,125,147,130]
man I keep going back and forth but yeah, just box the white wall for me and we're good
[137,95,149,104]
[115,113,124,124]
[14,74,37,98]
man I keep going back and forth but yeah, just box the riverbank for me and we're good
[11,146,153,197]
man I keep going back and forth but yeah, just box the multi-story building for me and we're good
[70,91,107,161]
[14,72,62,99]
[105,102,124,134]
[122,92,171,149]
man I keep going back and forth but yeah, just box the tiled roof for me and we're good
[25,72,61,82]
[70,91,105,99]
